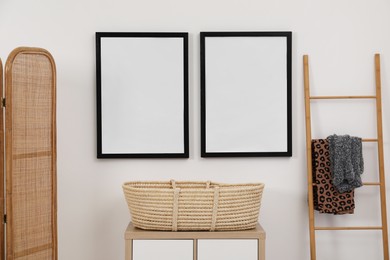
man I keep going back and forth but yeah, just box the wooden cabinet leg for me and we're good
[258,238,265,260]
[125,239,132,260]
[193,239,197,260]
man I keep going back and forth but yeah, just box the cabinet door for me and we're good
[198,239,258,260]
[133,240,193,260]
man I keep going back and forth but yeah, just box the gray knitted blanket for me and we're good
[327,134,364,193]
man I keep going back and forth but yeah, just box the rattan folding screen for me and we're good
[0,47,57,260]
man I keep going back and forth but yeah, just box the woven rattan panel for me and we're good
[5,48,56,260]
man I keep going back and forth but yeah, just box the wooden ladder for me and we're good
[303,54,389,260]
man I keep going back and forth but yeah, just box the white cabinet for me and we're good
[125,223,265,260]
[198,239,258,260]
[133,240,193,260]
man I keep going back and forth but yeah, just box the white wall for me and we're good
[1,0,390,259]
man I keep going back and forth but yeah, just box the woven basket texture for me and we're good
[7,51,56,259]
[123,180,264,231]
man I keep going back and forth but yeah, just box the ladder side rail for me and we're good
[303,55,316,260]
[375,54,389,260]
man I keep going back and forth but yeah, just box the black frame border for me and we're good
[200,31,292,158]
[96,32,189,158]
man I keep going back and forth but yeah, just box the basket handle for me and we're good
[170,180,219,231]
[170,180,212,189]
[172,186,181,231]
[170,179,177,189]
[210,186,220,231]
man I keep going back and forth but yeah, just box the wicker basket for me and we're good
[122,180,264,231]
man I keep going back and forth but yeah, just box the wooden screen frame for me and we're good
[4,47,57,260]
[0,58,4,260]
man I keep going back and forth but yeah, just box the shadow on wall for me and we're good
[261,188,309,260]
[92,192,130,260]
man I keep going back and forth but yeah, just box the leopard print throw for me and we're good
[312,139,355,215]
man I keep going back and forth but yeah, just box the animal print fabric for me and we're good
[312,139,355,215]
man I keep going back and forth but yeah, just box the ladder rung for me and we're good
[310,95,376,100]
[363,182,381,186]
[315,226,382,231]
[311,138,377,142]
[312,182,380,186]
[362,138,378,142]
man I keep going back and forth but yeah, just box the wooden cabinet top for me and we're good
[125,222,265,240]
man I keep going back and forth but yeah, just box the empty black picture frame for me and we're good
[200,31,292,157]
[96,32,189,158]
